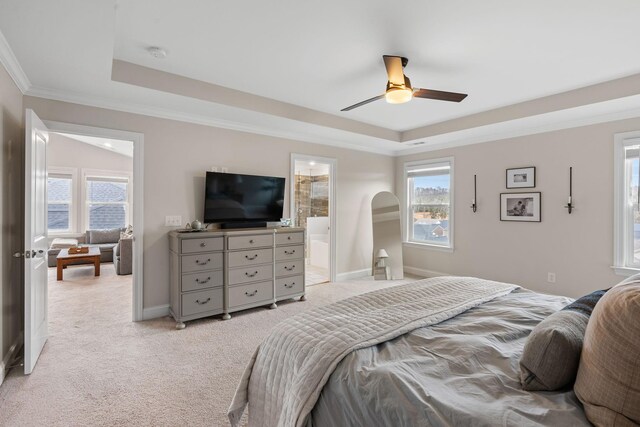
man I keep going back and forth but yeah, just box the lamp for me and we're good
[385,87,413,104]
[385,76,413,105]
[376,249,389,267]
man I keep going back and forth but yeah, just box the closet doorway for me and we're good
[290,154,336,285]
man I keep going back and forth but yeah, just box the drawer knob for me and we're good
[195,258,211,265]
[195,277,211,284]
[287,236,292,240]
[200,242,207,247]
[195,297,211,305]
[245,270,258,277]
[249,239,255,244]
[284,282,295,289]
[245,290,258,297]
[284,265,296,271]
[245,254,258,260]
[284,250,295,255]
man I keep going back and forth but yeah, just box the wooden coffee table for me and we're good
[56,247,101,281]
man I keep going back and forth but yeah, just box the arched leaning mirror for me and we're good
[371,191,404,280]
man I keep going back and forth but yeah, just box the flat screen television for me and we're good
[203,172,286,224]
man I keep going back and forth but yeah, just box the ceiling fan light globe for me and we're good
[385,87,413,104]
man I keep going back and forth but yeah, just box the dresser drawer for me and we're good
[228,234,273,250]
[228,264,273,285]
[182,288,223,316]
[276,260,304,277]
[276,232,304,246]
[181,236,223,254]
[229,280,273,308]
[181,270,224,292]
[275,245,303,261]
[181,252,223,273]
[228,248,273,268]
[276,275,304,298]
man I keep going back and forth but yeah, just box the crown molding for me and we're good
[395,95,640,156]
[25,85,397,156]
[25,83,640,159]
[0,29,30,93]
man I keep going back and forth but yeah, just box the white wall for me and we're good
[24,96,395,309]
[396,118,640,298]
[47,132,133,236]
[0,62,24,377]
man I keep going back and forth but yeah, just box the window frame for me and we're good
[46,166,77,235]
[402,157,454,252]
[81,168,133,231]
[614,131,640,276]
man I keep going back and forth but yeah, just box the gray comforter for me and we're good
[309,289,590,427]
[229,277,519,426]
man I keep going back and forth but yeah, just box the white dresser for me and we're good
[169,227,305,329]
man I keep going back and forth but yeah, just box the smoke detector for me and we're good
[147,46,167,59]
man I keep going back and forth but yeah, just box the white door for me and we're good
[24,109,49,374]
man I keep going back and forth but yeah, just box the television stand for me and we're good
[220,221,267,229]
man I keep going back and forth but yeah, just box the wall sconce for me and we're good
[471,174,477,213]
[564,167,574,214]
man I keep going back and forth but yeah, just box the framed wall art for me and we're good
[506,166,536,188]
[500,192,541,222]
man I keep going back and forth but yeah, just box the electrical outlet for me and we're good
[165,215,182,227]
[547,272,556,284]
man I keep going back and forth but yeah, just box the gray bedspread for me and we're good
[229,277,519,427]
[309,289,590,427]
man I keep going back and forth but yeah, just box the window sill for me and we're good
[403,242,454,253]
[611,266,640,277]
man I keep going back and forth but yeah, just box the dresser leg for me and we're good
[222,313,231,320]
[300,294,307,301]
[269,302,277,309]
[176,322,186,330]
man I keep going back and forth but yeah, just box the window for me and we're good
[404,158,454,249]
[47,173,73,232]
[614,133,640,274]
[85,175,130,229]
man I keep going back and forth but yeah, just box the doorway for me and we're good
[44,121,144,321]
[290,154,336,285]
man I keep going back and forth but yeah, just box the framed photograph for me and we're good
[500,192,541,222]
[506,166,536,188]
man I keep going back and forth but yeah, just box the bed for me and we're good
[228,276,591,427]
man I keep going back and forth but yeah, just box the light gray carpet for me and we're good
[0,264,417,426]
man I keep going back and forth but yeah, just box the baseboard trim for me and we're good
[142,304,170,320]
[336,268,371,281]
[1,333,23,386]
[404,266,450,278]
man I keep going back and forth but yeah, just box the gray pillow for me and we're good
[519,289,607,391]
[88,228,121,244]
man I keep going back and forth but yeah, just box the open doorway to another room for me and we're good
[46,132,134,323]
[292,155,335,286]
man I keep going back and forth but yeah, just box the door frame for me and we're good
[290,153,337,283]
[43,121,145,321]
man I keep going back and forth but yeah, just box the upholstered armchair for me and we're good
[114,237,133,275]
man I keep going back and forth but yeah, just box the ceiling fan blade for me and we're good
[382,55,406,86]
[413,88,468,102]
[341,94,385,111]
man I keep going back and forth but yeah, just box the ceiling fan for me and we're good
[341,55,468,111]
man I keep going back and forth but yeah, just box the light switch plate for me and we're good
[165,215,182,227]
